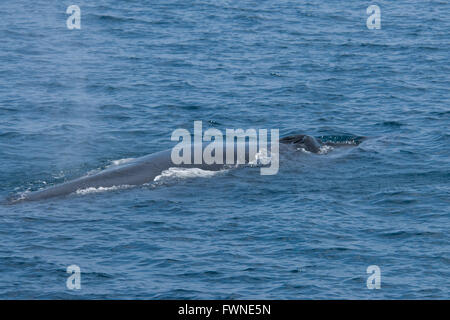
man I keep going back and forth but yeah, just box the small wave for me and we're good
[379,121,403,127]
[52,171,66,179]
[109,158,136,167]
[75,185,132,195]
[85,158,137,176]
[153,167,222,182]
[95,14,136,23]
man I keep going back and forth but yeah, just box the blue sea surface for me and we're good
[0,0,449,299]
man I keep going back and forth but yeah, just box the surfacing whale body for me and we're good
[8,135,364,203]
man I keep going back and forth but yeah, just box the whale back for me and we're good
[279,135,321,153]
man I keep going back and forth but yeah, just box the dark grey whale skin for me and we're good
[9,135,356,203]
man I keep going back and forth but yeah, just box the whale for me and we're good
[7,135,363,203]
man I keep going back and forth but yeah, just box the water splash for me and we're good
[153,167,223,183]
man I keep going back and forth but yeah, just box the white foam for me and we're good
[296,147,311,154]
[11,190,30,203]
[296,145,334,154]
[153,167,221,182]
[248,148,274,166]
[75,185,132,195]
[318,145,334,154]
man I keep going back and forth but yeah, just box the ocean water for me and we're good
[0,0,449,299]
